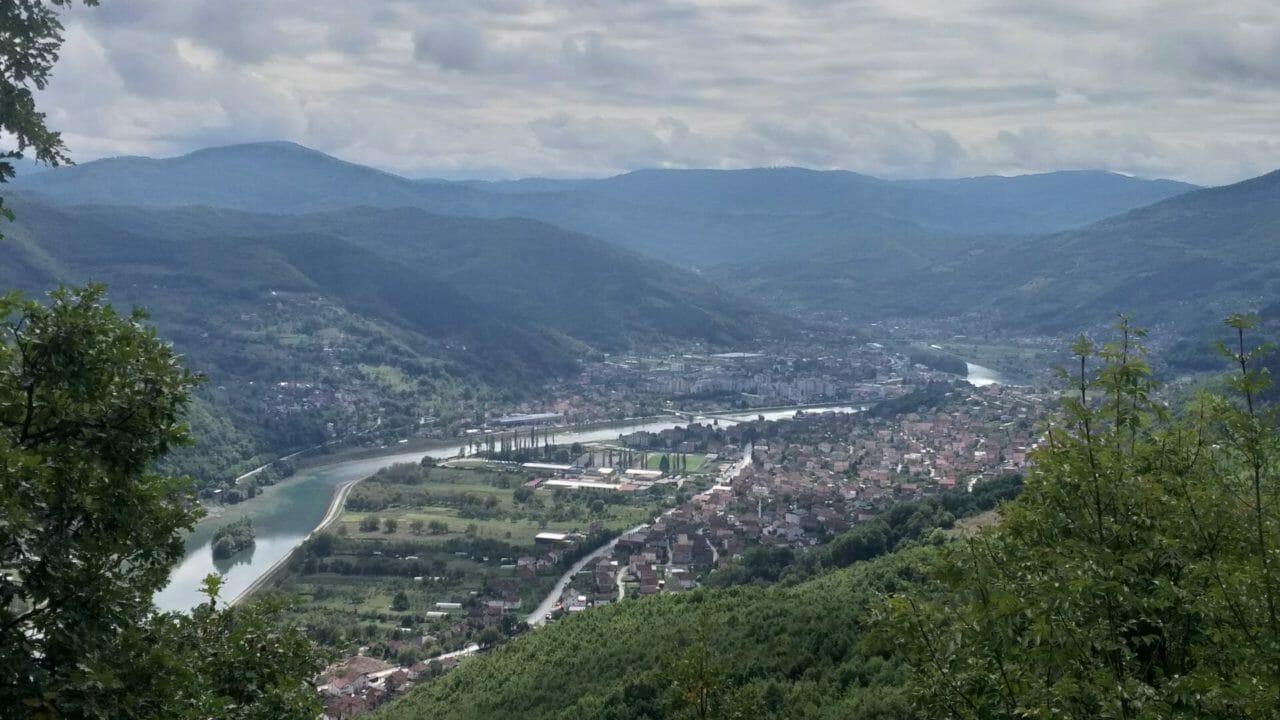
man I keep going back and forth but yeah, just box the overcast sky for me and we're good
[37,0,1280,184]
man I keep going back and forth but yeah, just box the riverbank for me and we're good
[157,401,871,612]
[228,475,362,605]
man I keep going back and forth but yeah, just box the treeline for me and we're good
[297,533,530,578]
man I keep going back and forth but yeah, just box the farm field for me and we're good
[275,459,675,661]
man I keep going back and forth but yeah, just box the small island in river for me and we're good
[211,517,255,560]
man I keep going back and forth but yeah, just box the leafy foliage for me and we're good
[212,516,256,560]
[116,577,322,720]
[0,0,98,227]
[0,286,322,719]
[885,317,1280,718]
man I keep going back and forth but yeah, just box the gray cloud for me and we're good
[414,21,487,71]
[27,0,1280,184]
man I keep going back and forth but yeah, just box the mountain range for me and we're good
[14,141,1233,331]
[0,191,775,487]
[8,141,1279,475]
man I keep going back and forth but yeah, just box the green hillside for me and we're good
[368,477,1021,720]
[0,200,773,488]
[373,546,929,720]
[976,168,1280,332]
[11,141,481,214]
[13,142,1196,296]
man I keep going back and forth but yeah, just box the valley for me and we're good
[9,5,1280,720]
[9,142,1276,720]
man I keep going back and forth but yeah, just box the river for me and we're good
[155,404,864,612]
[964,361,1005,387]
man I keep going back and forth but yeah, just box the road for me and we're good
[701,531,719,564]
[525,486,705,627]
[525,521,648,626]
[433,643,480,662]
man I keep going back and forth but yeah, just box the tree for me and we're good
[391,590,410,612]
[477,625,503,648]
[383,517,399,534]
[360,515,381,533]
[659,454,671,475]
[130,577,320,720]
[672,614,726,720]
[410,518,426,536]
[429,519,449,535]
[0,0,98,229]
[396,646,420,667]
[886,317,1280,718]
[1,286,198,705]
[0,288,322,717]
[310,532,335,558]
[0,4,322,716]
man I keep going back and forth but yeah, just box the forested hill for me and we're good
[12,141,483,214]
[897,170,1197,230]
[14,142,1194,267]
[374,545,932,720]
[369,479,1022,720]
[1,199,775,488]
[5,201,770,351]
[971,167,1280,332]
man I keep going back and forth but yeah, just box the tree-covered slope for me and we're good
[13,142,1194,270]
[975,168,1280,332]
[0,200,774,488]
[899,170,1198,230]
[11,141,481,214]
[374,546,931,720]
[373,478,1023,720]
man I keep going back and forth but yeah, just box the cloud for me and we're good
[414,21,487,72]
[23,0,1280,184]
[738,117,969,178]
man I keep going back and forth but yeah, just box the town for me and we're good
[311,375,1050,718]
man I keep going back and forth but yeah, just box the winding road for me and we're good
[525,521,649,627]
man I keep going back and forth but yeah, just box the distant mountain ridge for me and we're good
[970,167,1280,331]
[1,198,771,359]
[13,142,1198,261]
[17,140,1254,340]
[13,141,483,214]
[0,196,784,485]
[898,170,1199,230]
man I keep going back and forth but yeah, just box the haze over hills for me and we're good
[15,140,1276,344]
[973,168,1280,332]
[738,167,1280,338]
[11,141,1218,332]
[12,141,484,214]
[898,170,1199,230]
[16,142,1195,230]
[14,140,1196,262]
